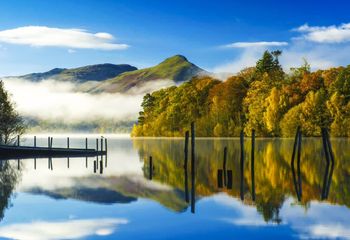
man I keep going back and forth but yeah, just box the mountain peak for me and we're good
[160,55,189,65]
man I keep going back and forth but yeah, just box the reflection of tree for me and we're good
[133,138,350,223]
[0,160,21,221]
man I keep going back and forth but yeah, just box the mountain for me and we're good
[18,63,137,83]
[92,55,207,93]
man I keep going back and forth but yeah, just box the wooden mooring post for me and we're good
[240,130,244,201]
[251,129,255,201]
[191,122,196,213]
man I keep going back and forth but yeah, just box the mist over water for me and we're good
[2,78,174,124]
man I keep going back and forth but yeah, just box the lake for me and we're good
[0,135,349,239]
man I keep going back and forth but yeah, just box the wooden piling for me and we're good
[17,135,20,146]
[184,131,189,203]
[240,130,244,201]
[34,136,36,148]
[100,138,103,152]
[34,158,36,169]
[217,169,223,188]
[184,131,189,168]
[96,138,99,151]
[251,129,255,201]
[191,122,195,213]
[105,138,108,167]
[85,138,88,168]
[67,137,70,149]
[94,160,97,173]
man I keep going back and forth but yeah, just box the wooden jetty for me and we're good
[0,136,107,160]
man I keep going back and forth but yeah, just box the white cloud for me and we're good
[223,41,288,48]
[0,218,128,240]
[0,26,129,50]
[294,23,350,44]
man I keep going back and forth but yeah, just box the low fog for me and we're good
[2,78,174,123]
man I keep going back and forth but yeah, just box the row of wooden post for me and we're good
[16,135,107,153]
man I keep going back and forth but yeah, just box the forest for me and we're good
[132,50,350,137]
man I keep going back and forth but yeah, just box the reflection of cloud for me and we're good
[0,218,128,240]
[212,193,275,227]
[213,194,350,239]
[0,26,128,50]
[281,198,350,239]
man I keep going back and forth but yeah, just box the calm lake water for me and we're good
[0,135,349,239]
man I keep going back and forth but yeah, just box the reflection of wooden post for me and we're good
[34,158,36,170]
[251,129,255,201]
[149,156,153,180]
[191,122,195,213]
[100,159,103,174]
[240,130,244,201]
[94,160,97,173]
[223,146,227,186]
[297,129,302,197]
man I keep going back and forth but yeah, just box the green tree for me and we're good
[0,81,25,144]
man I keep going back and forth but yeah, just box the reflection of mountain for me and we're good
[27,187,137,204]
[132,138,350,222]
[23,175,188,212]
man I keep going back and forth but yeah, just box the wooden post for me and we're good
[100,138,103,152]
[191,122,195,213]
[94,160,97,173]
[67,157,70,168]
[96,138,99,151]
[223,146,227,186]
[105,138,108,153]
[17,135,20,146]
[184,131,189,203]
[34,158,36,170]
[240,130,244,201]
[50,137,53,148]
[85,138,88,168]
[48,137,50,148]
[34,136,36,147]
[67,137,70,149]
[251,129,255,201]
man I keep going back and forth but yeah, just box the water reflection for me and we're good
[0,136,348,239]
[132,137,350,222]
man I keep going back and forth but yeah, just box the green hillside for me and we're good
[93,55,206,93]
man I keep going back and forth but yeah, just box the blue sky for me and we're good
[0,0,350,76]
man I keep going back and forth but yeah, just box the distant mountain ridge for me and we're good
[3,55,208,94]
[18,63,138,83]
